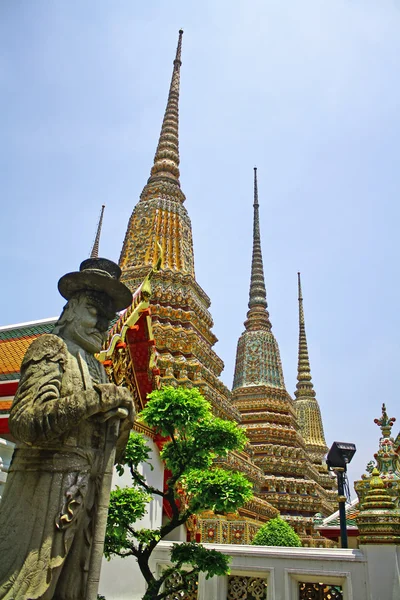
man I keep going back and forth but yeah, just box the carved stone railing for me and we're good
[149,541,400,600]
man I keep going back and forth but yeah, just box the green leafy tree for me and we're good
[252,517,302,547]
[104,386,253,600]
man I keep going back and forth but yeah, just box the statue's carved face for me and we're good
[61,295,111,354]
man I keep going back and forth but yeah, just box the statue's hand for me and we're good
[96,407,129,423]
[92,385,135,459]
[93,383,134,419]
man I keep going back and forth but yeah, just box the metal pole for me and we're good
[336,468,348,549]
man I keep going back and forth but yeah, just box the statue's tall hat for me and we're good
[58,257,132,312]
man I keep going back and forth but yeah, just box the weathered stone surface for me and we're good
[0,261,134,600]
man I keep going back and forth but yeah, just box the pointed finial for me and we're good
[176,29,184,64]
[253,167,258,206]
[298,272,305,325]
[295,273,315,399]
[90,205,105,259]
[245,168,271,331]
[140,30,185,203]
[374,403,396,438]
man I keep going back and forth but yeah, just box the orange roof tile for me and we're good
[0,399,12,411]
[0,320,56,381]
[0,336,38,376]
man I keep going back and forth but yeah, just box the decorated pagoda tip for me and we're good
[245,167,272,331]
[374,403,396,438]
[90,204,105,259]
[295,272,315,398]
[146,29,184,191]
[253,167,259,206]
[298,272,304,323]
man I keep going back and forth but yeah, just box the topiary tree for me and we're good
[104,386,253,600]
[252,517,302,547]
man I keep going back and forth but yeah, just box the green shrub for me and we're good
[105,386,253,600]
[252,517,302,547]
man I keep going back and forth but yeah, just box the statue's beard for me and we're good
[67,325,106,354]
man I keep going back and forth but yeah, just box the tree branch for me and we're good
[129,465,165,497]
[158,508,192,543]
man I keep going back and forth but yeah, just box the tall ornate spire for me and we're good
[140,29,185,204]
[119,29,193,274]
[245,168,272,332]
[293,273,327,456]
[90,204,105,258]
[294,272,315,399]
[119,30,236,425]
[233,169,284,390]
[232,173,335,525]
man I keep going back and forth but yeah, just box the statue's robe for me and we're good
[0,334,124,600]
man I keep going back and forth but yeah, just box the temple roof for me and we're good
[320,498,359,529]
[0,318,57,381]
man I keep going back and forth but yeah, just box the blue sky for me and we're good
[1,1,400,491]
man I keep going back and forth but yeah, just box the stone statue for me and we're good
[0,258,134,600]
